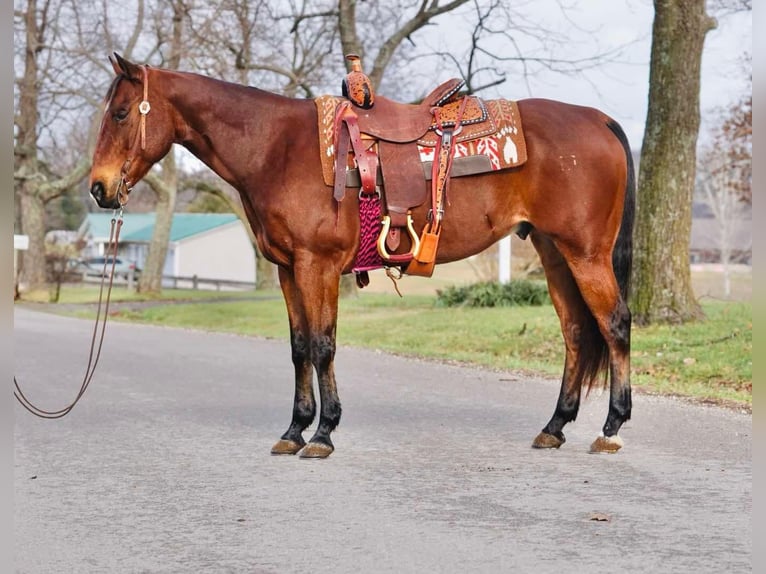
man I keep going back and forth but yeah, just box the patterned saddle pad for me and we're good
[314,95,528,187]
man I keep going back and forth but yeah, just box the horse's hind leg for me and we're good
[530,233,596,449]
[271,266,317,455]
[563,251,632,453]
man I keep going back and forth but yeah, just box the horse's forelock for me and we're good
[103,75,123,110]
[103,74,138,109]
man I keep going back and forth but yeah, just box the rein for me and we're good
[15,62,156,417]
[13,208,126,419]
[14,68,151,419]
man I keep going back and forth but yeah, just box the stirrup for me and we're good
[377,214,420,262]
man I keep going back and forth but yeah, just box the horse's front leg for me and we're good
[271,259,343,458]
[295,261,343,459]
[271,266,317,455]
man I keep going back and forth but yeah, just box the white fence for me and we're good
[81,272,255,291]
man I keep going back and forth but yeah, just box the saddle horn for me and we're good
[342,54,375,110]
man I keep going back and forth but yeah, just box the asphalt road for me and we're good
[14,307,751,573]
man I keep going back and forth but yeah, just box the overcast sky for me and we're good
[423,0,752,150]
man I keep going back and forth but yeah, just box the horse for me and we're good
[89,53,635,458]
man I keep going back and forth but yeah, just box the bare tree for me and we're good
[695,56,752,296]
[14,0,101,291]
[338,0,471,87]
[135,0,187,294]
[696,147,749,296]
[424,0,632,97]
[713,68,752,207]
[708,0,751,14]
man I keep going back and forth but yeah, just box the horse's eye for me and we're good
[113,109,129,121]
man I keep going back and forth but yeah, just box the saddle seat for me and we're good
[353,79,488,144]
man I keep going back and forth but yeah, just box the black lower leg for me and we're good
[307,331,341,448]
[542,371,581,443]
[603,383,631,436]
[311,398,342,448]
[602,302,632,437]
[281,329,315,446]
[281,399,315,446]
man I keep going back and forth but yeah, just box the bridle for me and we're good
[116,64,151,207]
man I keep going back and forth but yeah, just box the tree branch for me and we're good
[38,156,91,203]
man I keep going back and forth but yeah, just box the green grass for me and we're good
[20,284,275,304]
[19,287,752,408]
[629,303,751,404]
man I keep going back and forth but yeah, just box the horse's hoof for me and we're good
[589,434,624,454]
[298,441,334,459]
[271,439,304,455]
[532,431,565,449]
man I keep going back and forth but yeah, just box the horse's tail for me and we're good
[607,119,636,302]
[576,119,635,393]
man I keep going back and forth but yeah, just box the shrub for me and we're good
[435,280,550,308]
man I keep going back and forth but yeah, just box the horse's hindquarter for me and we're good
[512,99,629,242]
[433,98,629,262]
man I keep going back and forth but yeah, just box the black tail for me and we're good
[576,119,635,393]
[606,119,635,302]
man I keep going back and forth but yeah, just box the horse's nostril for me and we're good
[90,182,105,202]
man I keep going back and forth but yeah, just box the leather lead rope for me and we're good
[14,211,125,419]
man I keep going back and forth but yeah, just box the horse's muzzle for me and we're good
[90,181,120,209]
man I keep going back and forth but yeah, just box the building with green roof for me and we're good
[78,213,256,285]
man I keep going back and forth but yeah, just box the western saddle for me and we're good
[334,54,493,277]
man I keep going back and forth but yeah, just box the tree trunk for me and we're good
[256,257,277,290]
[16,0,45,290]
[18,190,47,288]
[135,1,186,295]
[139,154,178,294]
[631,0,715,324]
[15,0,92,293]
[338,0,363,61]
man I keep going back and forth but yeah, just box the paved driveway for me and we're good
[14,307,751,573]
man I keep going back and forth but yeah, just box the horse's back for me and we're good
[517,98,624,151]
[515,98,629,185]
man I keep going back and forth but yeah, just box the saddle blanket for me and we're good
[314,95,528,188]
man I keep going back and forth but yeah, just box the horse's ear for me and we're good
[110,52,141,80]
[108,53,122,76]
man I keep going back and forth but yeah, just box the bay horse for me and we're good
[89,54,635,458]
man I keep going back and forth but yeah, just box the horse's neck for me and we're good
[165,71,303,189]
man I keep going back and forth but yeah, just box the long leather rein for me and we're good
[14,67,151,419]
[14,212,124,418]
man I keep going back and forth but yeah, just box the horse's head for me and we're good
[89,53,174,209]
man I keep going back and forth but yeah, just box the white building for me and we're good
[79,213,257,285]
